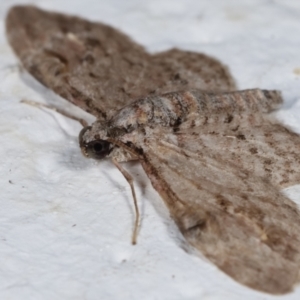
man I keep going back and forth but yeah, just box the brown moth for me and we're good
[6,5,300,295]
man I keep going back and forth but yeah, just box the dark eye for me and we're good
[86,140,112,160]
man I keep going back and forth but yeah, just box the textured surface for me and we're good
[7,6,300,293]
[1,0,300,300]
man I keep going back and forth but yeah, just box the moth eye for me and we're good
[86,140,112,160]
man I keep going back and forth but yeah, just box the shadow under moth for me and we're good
[6,5,300,295]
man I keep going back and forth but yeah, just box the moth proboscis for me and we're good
[6,5,300,295]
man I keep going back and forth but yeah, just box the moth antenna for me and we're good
[21,99,89,127]
[112,158,140,245]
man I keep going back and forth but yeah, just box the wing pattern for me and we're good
[140,121,300,294]
[6,5,235,120]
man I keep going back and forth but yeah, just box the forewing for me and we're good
[6,5,235,120]
[176,122,300,189]
[145,48,236,95]
[140,127,300,294]
[174,88,300,189]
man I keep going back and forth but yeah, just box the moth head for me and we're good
[79,125,113,160]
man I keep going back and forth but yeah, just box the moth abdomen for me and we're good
[110,89,283,132]
[205,89,282,114]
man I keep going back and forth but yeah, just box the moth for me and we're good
[6,5,300,295]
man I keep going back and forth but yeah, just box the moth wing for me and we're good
[146,48,236,95]
[140,126,300,294]
[6,5,235,120]
[176,120,300,189]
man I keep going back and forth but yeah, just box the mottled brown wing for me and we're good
[6,5,235,120]
[140,122,300,294]
[176,121,300,189]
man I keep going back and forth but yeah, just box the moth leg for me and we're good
[109,147,140,163]
[21,99,88,127]
[112,158,140,245]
